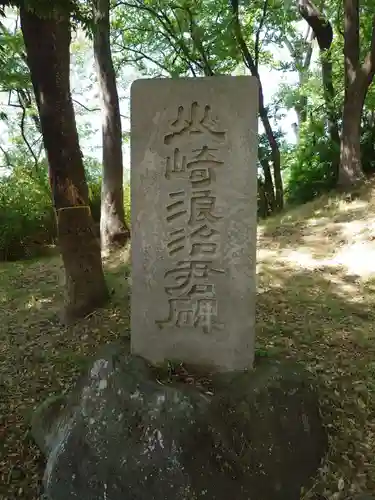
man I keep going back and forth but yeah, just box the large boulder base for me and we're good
[32,346,328,500]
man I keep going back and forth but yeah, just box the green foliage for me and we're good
[0,155,122,261]
[1,0,374,239]
[112,0,241,77]
[111,0,298,78]
[87,176,131,226]
[83,157,131,226]
[285,121,338,205]
[84,156,102,222]
[0,21,30,92]
[0,163,54,260]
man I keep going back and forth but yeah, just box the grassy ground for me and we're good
[0,249,131,499]
[2,184,375,499]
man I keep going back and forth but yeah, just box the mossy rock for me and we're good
[209,359,328,499]
[31,393,68,455]
[32,349,328,500]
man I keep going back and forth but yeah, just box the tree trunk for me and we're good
[339,86,366,187]
[260,158,276,212]
[231,0,283,211]
[284,28,314,138]
[257,178,268,218]
[337,0,375,188]
[20,3,109,323]
[258,88,283,210]
[93,0,130,252]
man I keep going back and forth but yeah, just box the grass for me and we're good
[2,183,375,499]
[0,249,131,499]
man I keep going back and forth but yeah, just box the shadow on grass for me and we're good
[256,260,375,498]
[0,250,132,499]
[0,249,131,325]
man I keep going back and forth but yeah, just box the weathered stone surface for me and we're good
[210,359,328,499]
[130,75,258,372]
[33,349,328,500]
[31,393,68,455]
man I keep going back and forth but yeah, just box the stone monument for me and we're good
[130,75,258,371]
[31,77,328,500]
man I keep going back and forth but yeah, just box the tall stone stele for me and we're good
[131,75,258,372]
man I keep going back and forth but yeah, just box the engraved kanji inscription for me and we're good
[195,298,224,333]
[190,241,218,257]
[189,224,220,257]
[167,227,186,256]
[165,148,187,179]
[165,146,223,184]
[156,297,224,333]
[164,102,226,146]
[166,224,220,258]
[190,223,220,240]
[158,101,227,334]
[189,190,222,225]
[188,146,223,168]
[166,190,187,223]
[163,260,224,297]
[187,146,223,186]
[157,298,194,328]
[189,167,212,187]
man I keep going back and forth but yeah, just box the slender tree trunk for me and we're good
[93,0,130,252]
[259,105,283,210]
[20,3,109,323]
[321,56,340,181]
[260,158,276,212]
[257,178,268,218]
[284,28,314,138]
[231,0,283,211]
[295,73,308,129]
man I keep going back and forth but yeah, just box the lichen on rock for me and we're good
[32,346,328,500]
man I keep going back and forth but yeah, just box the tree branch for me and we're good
[115,43,170,73]
[231,0,258,75]
[72,98,128,119]
[184,5,214,76]
[158,7,199,75]
[0,144,14,169]
[303,29,314,70]
[284,35,296,59]
[73,98,100,113]
[18,87,41,132]
[255,0,269,70]
[115,0,198,75]
[17,90,39,169]
[115,0,200,75]
[298,0,333,51]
